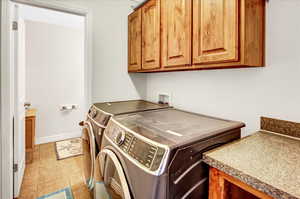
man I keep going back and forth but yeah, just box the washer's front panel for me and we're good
[97,150,131,199]
[100,136,168,199]
[104,120,168,174]
[90,121,105,151]
[82,121,96,189]
[88,105,111,127]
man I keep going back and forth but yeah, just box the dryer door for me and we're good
[95,149,132,199]
[82,121,96,189]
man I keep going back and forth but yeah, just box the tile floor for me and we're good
[19,142,91,199]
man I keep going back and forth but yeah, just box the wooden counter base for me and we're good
[209,167,274,199]
[25,110,36,164]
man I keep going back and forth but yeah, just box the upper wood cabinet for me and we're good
[128,9,142,72]
[161,0,192,67]
[128,0,265,73]
[142,0,161,70]
[193,0,239,64]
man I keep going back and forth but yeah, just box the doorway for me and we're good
[11,2,90,197]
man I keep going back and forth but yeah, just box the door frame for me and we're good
[1,0,93,198]
[12,4,26,196]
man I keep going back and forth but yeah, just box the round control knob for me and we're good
[115,131,126,146]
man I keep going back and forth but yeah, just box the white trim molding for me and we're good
[1,1,14,199]
[11,0,89,15]
[1,0,93,198]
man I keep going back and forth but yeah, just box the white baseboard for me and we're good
[36,131,82,144]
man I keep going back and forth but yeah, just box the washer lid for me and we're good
[93,100,170,115]
[113,109,245,148]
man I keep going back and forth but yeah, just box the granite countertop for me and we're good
[26,108,37,117]
[204,131,300,199]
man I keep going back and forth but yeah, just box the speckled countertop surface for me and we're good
[203,131,300,199]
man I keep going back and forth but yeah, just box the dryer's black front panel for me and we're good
[168,129,241,199]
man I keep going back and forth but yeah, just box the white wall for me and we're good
[20,4,84,29]
[90,0,147,102]
[145,0,300,136]
[25,20,86,143]
[24,0,147,103]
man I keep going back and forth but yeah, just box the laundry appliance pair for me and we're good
[81,100,244,199]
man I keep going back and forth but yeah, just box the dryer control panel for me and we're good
[105,120,167,173]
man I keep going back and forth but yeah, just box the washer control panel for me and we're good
[115,131,126,146]
[88,105,111,127]
[105,120,166,172]
[128,137,158,168]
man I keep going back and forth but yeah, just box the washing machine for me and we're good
[94,109,245,199]
[81,100,170,189]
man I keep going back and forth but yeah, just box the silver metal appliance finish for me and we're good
[104,119,170,176]
[81,100,170,191]
[81,120,96,189]
[98,109,245,199]
[87,100,170,149]
[93,100,170,116]
[114,108,244,148]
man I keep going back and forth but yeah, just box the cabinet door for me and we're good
[193,0,239,64]
[128,10,142,71]
[25,116,35,151]
[142,0,161,70]
[161,0,192,67]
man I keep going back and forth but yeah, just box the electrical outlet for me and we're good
[158,93,171,105]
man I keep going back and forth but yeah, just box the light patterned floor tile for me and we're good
[19,141,91,199]
[72,186,91,199]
